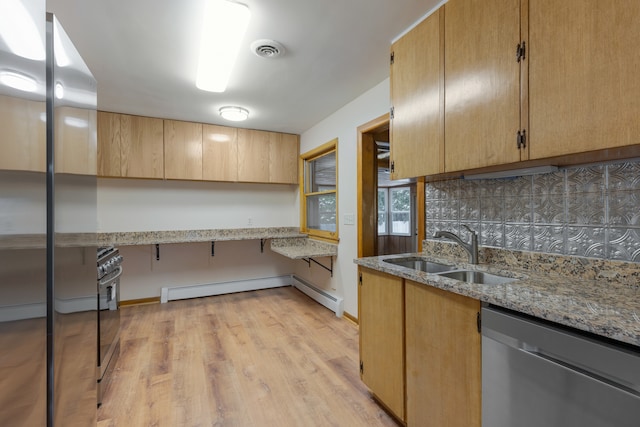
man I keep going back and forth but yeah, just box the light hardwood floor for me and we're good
[98,286,400,427]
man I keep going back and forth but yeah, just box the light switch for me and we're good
[344,213,355,225]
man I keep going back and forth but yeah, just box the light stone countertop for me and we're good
[0,227,306,250]
[270,237,338,259]
[354,241,640,348]
[97,227,306,247]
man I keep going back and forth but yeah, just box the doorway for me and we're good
[357,114,423,258]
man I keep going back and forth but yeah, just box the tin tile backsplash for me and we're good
[425,160,640,262]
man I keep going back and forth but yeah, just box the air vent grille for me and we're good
[251,39,285,58]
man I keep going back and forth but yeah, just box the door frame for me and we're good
[357,114,425,258]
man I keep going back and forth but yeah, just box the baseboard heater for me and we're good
[161,275,292,303]
[292,275,343,317]
[159,274,344,318]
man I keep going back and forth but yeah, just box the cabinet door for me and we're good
[444,0,522,172]
[405,280,481,427]
[390,8,444,179]
[269,132,299,184]
[164,120,202,180]
[0,95,46,172]
[97,111,121,177]
[237,129,270,183]
[120,114,163,179]
[529,0,640,159]
[359,267,405,421]
[54,106,97,175]
[202,124,238,182]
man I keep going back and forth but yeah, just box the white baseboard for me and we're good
[0,295,96,322]
[292,275,344,317]
[160,275,293,303]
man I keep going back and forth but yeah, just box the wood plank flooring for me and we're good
[98,286,400,427]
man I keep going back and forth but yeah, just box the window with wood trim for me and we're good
[300,139,338,242]
[378,186,412,236]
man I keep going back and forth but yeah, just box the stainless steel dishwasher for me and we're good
[482,306,640,427]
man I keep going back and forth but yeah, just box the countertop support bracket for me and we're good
[155,244,160,261]
[301,256,333,277]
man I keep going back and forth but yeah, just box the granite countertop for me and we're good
[0,227,306,249]
[354,242,640,348]
[97,227,306,246]
[270,237,338,259]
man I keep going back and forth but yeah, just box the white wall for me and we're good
[97,178,298,231]
[98,178,299,300]
[296,78,390,318]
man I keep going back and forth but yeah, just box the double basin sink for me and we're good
[383,257,517,285]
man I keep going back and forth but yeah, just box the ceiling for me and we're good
[46,0,441,134]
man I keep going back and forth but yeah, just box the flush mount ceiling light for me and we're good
[196,0,251,93]
[0,70,37,92]
[219,106,249,121]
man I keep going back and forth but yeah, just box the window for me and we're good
[378,186,411,236]
[300,139,338,241]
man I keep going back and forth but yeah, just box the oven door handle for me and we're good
[99,266,123,286]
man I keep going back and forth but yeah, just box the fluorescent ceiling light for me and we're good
[196,0,250,92]
[219,106,249,121]
[53,26,71,67]
[463,165,559,180]
[0,0,45,60]
[0,70,37,92]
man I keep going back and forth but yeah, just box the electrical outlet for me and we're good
[247,217,253,226]
[343,213,355,225]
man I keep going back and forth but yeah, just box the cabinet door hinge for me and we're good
[390,51,395,65]
[516,41,526,62]
[477,312,481,333]
[517,129,527,149]
[360,360,364,374]
[390,161,395,173]
[390,106,394,119]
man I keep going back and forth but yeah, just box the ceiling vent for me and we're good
[251,39,285,58]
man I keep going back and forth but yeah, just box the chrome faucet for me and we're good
[433,225,479,264]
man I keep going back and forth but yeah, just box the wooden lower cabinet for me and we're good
[405,280,481,427]
[358,267,405,422]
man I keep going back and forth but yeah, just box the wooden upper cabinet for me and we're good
[0,95,46,172]
[120,114,164,179]
[269,132,299,184]
[202,124,238,182]
[97,111,121,177]
[528,0,640,159]
[444,0,523,172]
[359,267,405,422]
[97,111,298,183]
[405,280,481,427]
[98,111,164,179]
[164,119,203,180]
[237,129,270,183]
[54,106,97,175]
[390,7,444,179]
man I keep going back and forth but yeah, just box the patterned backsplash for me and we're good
[425,160,640,262]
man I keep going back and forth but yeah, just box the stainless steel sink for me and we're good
[383,257,456,274]
[438,270,516,285]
